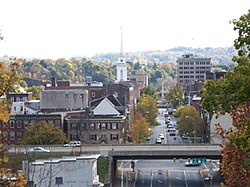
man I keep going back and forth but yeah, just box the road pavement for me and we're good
[116,159,222,187]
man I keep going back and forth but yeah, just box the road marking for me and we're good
[150,172,153,187]
[212,162,218,169]
[168,170,172,187]
[203,163,208,169]
[170,169,199,173]
[184,170,189,187]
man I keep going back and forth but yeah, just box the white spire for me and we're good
[120,26,124,57]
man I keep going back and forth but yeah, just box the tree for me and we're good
[201,10,250,186]
[165,84,184,108]
[136,94,158,126]
[140,86,158,99]
[0,60,26,186]
[22,121,68,145]
[130,113,152,143]
[25,86,44,100]
[175,106,205,140]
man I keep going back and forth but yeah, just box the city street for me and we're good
[115,107,223,187]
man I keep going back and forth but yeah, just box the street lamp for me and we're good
[185,116,195,143]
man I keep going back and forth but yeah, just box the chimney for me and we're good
[51,77,57,87]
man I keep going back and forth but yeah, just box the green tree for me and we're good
[140,86,158,99]
[201,10,250,186]
[22,121,68,145]
[26,86,44,100]
[136,94,158,126]
[165,84,184,108]
[130,113,152,143]
[175,106,204,140]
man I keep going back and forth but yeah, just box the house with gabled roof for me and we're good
[65,95,127,144]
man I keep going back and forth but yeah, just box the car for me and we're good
[158,133,164,139]
[155,137,162,144]
[63,141,81,147]
[185,161,201,167]
[29,147,50,153]
[167,125,174,128]
[158,170,163,175]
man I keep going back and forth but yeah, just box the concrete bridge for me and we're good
[9,144,221,186]
[105,144,221,185]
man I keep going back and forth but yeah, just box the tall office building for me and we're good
[176,54,211,85]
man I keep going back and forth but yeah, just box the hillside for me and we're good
[91,46,236,65]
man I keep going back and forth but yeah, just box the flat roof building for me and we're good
[176,54,211,85]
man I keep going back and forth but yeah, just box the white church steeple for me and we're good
[115,26,127,83]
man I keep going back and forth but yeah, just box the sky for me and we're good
[0,0,249,59]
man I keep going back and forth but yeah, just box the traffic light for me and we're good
[173,158,176,164]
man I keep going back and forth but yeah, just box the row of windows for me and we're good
[10,97,27,102]
[179,66,210,70]
[179,71,208,74]
[179,61,210,65]
[70,122,119,130]
[179,75,204,79]
[2,131,23,140]
[4,120,61,129]
[70,133,119,141]
[179,79,204,83]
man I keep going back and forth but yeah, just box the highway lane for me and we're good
[116,159,222,187]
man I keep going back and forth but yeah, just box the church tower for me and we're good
[115,27,127,83]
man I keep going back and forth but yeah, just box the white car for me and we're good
[185,161,201,167]
[63,141,81,147]
[29,147,50,153]
[155,137,162,144]
[158,133,164,139]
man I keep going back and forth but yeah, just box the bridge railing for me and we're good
[8,143,221,153]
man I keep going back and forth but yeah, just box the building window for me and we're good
[90,123,95,130]
[110,134,118,141]
[10,131,15,140]
[55,177,63,185]
[17,121,21,128]
[80,123,85,130]
[111,123,118,129]
[92,92,95,98]
[3,132,7,141]
[71,124,77,130]
[80,94,84,98]
[17,132,22,140]
[10,121,15,128]
[3,122,7,129]
[89,134,96,141]
[100,123,107,130]
[11,97,14,102]
[65,94,69,99]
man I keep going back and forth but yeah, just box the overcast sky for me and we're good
[0,0,249,59]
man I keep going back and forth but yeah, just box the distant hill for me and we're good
[91,46,236,65]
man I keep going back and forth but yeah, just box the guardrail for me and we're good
[8,143,221,154]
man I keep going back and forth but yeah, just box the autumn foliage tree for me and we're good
[0,61,26,186]
[130,113,152,143]
[136,94,158,126]
[22,121,68,145]
[201,10,250,186]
